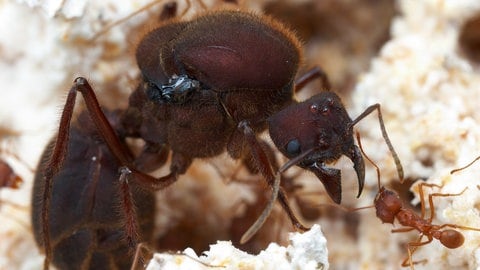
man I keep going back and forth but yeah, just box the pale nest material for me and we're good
[146,224,328,270]
[2,0,480,270]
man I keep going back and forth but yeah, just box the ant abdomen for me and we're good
[438,229,464,249]
[31,111,155,269]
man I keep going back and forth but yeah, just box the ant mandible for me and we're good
[357,135,480,269]
[32,7,404,270]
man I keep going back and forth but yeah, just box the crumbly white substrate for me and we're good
[146,224,328,270]
[2,0,480,270]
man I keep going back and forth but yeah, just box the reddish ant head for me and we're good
[439,229,464,249]
[268,91,365,204]
[374,187,402,224]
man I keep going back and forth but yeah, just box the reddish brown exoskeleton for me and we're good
[354,138,478,269]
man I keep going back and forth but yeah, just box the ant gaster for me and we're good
[32,9,403,269]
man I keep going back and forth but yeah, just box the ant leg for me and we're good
[69,78,186,190]
[416,182,443,220]
[400,235,431,269]
[118,168,142,252]
[437,222,480,232]
[350,103,404,183]
[391,227,415,233]
[130,242,154,270]
[40,78,104,269]
[418,182,468,222]
[90,0,175,41]
[41,78,179,269]
[294,66,331,92]
[237,121,308,243]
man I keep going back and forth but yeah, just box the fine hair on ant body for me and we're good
[356,134,480,269]
[31,2,403,269]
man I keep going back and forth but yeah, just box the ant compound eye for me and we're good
[286,139,301,156]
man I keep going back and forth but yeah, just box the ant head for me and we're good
[269,91,365,203]
[374,187,402,224]
[269,92,354,163]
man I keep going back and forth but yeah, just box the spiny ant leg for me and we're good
[74,78,132,164]
[42,77,123,269]
[350,103,404,182]
[72,78,185,190]
[118,167,140,251]
[41,78,182,269]
[41,80,89,269]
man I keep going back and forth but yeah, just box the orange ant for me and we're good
[357,134,480,269]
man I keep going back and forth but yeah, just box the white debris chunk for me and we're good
[147,224,329,270]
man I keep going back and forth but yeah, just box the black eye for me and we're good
[286,139,301,156]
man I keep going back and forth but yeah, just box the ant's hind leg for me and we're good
[400,235,431,269]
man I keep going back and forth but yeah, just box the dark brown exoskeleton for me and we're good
[32,111,156,270]
[32,9,403,269]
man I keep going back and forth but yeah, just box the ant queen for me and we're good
[31,2,404,269]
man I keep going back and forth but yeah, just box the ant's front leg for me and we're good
[236,120,308,243]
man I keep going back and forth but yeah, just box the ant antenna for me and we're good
[450,156,480,174]
[240,171,281,244]
[90,0,205,41]
[350,105,404,183]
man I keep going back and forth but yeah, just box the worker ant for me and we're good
[356,135,480,269]
[31,6,404,270]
